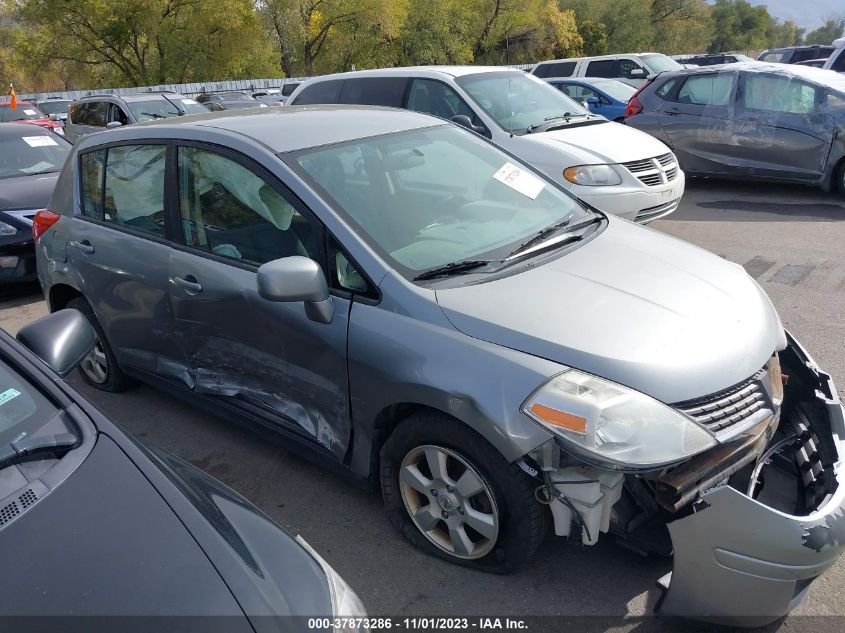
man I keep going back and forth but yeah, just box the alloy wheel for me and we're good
[80,338,108,384]
[399,444,499,560]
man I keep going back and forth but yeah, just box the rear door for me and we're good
[730,71,833,181]
[68,142,178,375]
[167,143,352,459]
[657,72,737,173]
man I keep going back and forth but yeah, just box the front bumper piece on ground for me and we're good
[656,333,845,626]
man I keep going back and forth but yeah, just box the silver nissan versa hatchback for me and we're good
[35,106,845,626]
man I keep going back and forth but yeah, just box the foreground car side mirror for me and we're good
[106,121,123,129]
[16,309,96,377]
[257,256,334,324]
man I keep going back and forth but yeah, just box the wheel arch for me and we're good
[48,283,83,313]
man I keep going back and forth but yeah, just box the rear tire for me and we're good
[380,410,546,573]
[67,297,133,392]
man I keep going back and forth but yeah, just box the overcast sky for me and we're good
[747,0,843,30]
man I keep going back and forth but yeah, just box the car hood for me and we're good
[521,120,671,164]
[0,173,59,211]
[435,218,785,404]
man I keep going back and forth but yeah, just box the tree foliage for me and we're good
[2,0,843,93]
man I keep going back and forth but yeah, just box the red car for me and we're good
[0,101,65,136]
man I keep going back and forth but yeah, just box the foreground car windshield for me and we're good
[0,105,44,122]
[456,72,590,134]
[293,125,590,275]
[0,132,70,178]
[0,359,61,446]
[641,54,683,74]
[127,97,207,122]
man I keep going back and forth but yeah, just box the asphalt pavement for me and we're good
[1,177,844,627]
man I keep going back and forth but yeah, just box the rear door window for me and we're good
[585,60,617,78]
[102,145,167,237]
[534,61,575,78]
[339,77,408,107]
[290,80,344,105]
[677,73,734,106]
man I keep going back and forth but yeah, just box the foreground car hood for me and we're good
[523,120,671,164]
[436,218,784,403]
[0,173,59,210]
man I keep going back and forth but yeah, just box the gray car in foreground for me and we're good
[625,62,845,193]
[35,106,845,625]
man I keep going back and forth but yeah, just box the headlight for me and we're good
[522,369,716,469]
[0,221,18,236]
[563,164,622,186]
[296,535,368,628]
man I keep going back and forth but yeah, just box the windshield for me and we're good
[0,104,45,122]
[220,92,254,102]
[293,125,591,276]
[592,80,637,102]
[37,101,71,116]
[641,54,683,74]
[127,97,207,122]
[0,359,61,446]
[0,132,70,179]
[455,72,590,134]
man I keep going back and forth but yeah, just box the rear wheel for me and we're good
[67,297,133,392]
[380,410,546,573]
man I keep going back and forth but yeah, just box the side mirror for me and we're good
[586,96,600,106]
[106,121,123,129]
[257,256,334,324]
[48,113,59,121]
[629,68,646,77]
[449,114,488,136]
[16,309,96,377]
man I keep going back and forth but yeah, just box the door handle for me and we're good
[69,240,94,254]
[173,275,202,293]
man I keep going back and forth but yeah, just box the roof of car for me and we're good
[78,92,187,103]
[91,105,444,153]
[303,66,522,82]
[0,121,53,137]
[654,61,845,92]
[535,53,664,65]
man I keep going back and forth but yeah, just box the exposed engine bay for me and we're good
[524,332,845,625]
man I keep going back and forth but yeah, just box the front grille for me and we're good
[621,153,679,187]
[674,368,773,436]
[634,199,679,223]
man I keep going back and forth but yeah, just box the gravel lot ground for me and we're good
[1,178,844,628]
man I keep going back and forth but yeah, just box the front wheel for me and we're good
[380,411,546,573]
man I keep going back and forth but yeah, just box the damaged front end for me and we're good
[528,332,845,626]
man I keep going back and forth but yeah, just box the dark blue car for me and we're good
[545,78,637,122]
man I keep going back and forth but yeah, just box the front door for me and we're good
[167,144,352,459]
[730,72,834,182]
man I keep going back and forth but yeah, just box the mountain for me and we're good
[747,0,843,30]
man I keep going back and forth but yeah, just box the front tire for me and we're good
[67,297,133,392]
[380,410,546,573]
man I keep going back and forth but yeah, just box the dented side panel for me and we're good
[659,334,845,626]
[168,248,351,460]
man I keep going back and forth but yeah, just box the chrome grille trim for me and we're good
[620,153,679,187]
[634,199,679,223]
[674,368,773,437]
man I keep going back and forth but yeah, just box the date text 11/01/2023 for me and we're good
[307,618,529,630]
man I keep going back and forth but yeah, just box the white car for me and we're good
[287,66,684,223]
[823,38,845,74]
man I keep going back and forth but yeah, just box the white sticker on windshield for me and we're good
[23,109,38,116]
[0,388,21,406]
[181,98,198,105]
[22,136,58,147]
[492,162,545,200]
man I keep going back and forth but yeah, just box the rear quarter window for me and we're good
[655,78,679,100]
[290,80,344,105]
[339,77,408,107]
[534,61,575,78]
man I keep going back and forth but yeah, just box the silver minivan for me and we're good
[35,106,845,626]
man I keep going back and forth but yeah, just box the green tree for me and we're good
[14,0,275,87]
[578,20,608,56]
[709,0,774,52]
[804,17,844,45]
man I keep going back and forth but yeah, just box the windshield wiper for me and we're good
[507,216,601,260]
[413,259,493,281]
[0,433,77,470]
[528,112,589,132]
[140,112,166,120]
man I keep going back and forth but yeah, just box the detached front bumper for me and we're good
[657,333,845,626]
